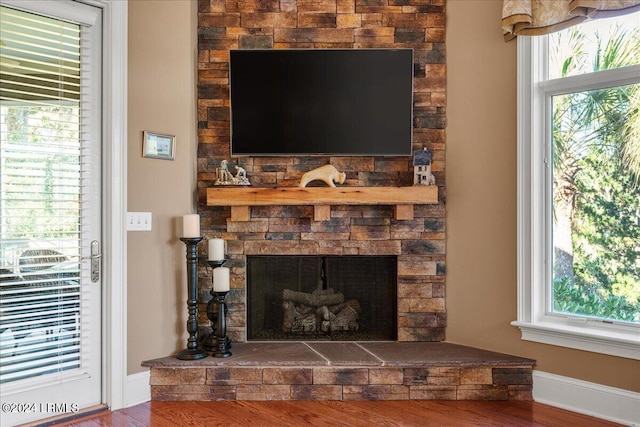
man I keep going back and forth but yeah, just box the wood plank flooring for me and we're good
[54,400,623,427]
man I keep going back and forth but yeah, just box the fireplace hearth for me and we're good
[143,342,535,402]
[246,255,397,341]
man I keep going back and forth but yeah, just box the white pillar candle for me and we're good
[208,238,225,261]
[213,267,230,292]
[182,214,200,237]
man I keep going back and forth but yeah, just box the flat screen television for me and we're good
[229,49,413,156]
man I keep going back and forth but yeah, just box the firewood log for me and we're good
[282,300,296,332]
[296,304,314,315]
[282,288,344,306]
[331,306,359,331]
[328,299,361,315]
[291,312,317,333]
[317,305,330,321]
[321,320,331,333]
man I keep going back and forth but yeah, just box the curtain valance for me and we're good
[502,0,640,41]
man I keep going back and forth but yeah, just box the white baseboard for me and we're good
[533,370,640,426]
[124,370,151,408]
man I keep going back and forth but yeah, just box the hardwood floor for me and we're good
[54,400,623,427]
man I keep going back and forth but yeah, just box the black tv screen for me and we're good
[229,49,413,156]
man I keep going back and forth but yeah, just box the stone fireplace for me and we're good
[196,0,447,344]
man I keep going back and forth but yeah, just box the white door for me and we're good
[0,1,102,425]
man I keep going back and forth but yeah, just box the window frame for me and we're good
[514,34,640,360]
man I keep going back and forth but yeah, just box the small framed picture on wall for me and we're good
[143,131,175,160]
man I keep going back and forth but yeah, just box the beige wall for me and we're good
[127,0,197,374]
[126,0,640,392]
[446,0,639,392]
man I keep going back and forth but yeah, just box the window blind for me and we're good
[0,5,93,384]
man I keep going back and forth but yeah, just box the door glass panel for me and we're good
[0,6,83,383]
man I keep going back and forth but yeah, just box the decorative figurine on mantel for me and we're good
[215,159,250,186]
[413,148,435,186]
[298,164,346,188]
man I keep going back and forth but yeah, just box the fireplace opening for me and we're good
[246,255,397,341]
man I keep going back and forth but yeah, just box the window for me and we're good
[514,13,640,359]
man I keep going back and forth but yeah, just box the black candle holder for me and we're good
[203,260,232,353]
[211,290,232,358]
[176,237,208,360]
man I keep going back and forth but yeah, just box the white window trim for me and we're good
[514,35,640,361]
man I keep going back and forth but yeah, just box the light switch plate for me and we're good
[127,212,152,231]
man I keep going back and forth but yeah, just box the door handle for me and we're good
[82,240,102,283]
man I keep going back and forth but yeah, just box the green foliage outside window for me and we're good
[1,105,81,242]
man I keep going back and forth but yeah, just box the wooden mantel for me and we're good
[206,186,438,221]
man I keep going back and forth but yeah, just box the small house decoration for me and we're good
[413,148,435,186]
[215,159,250,186]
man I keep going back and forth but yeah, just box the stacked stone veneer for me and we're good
[149,366,533,401]
[196,0,447,343]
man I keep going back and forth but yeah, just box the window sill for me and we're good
[511,320,640,360]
